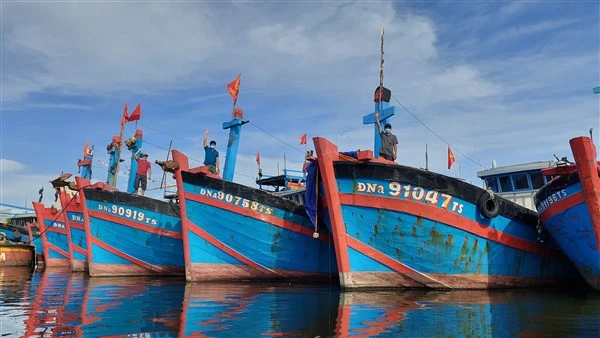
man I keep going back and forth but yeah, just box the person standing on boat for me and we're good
[203,130,220,175]
[133,150,152,196]
[375,112,398,161]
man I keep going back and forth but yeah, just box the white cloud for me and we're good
[1,1,462,106]
[1,172,57,208]
[497,1,533,19]
[487,19,578,45]
[0,158,25,174]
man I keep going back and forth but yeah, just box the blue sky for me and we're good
[1,0,599,208]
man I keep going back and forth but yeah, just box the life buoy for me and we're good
[478,191,500,218]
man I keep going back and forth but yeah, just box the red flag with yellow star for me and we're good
[448,145,456,169]
[120,103,128,126]
[299,133,307,145]
[227,74,241,104]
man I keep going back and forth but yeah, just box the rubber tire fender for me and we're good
[478,191,500,218]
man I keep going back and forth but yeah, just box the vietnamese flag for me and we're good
[227,74,241,104]
[83,141,89,156]
[127,103,142,122]
[299,133,307,145]
[120,103,129,126]
[448,145,456,169]
[256,149,261,166]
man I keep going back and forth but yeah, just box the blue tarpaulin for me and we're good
[304,151,358,226]
[304,162,318,226]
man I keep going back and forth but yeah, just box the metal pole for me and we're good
[113,123,126,188]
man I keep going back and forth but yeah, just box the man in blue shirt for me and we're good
[203,130,220,175]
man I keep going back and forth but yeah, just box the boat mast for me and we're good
[113,121,126,188]
[362,23,395,155]
[378,22,384,112]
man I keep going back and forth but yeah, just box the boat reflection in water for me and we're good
[2,268,598,337]
[180,283,339,337]
[335,290,600,337]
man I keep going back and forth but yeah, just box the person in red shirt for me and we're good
[134,151,152,196]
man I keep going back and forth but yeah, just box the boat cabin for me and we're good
[256,168,306,204]
[476,160,555,211]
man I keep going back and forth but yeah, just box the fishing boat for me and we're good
[26,222,45,269]
[171,107,337,282]
[75,127,184,277]
[534,136,600,290]
[74,105,183,277]
[0,233,35,268]
[59,189,88,272]
[308,25,580,289]
[32,202,71,269]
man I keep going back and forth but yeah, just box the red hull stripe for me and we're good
[185,219,283,277]
[72,245,87,256]
[88,210,182,240]
[90,237,174,274]
[47,227,68,235]
[570,137,600,252]
[339,193,562,257]
[346,236,450,288]
[70,223,85,231]
[539,192,585,224]
[47,242,69,258]
[184,191,330,242]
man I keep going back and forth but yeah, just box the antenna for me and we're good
[474,147,483,170]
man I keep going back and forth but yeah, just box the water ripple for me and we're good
[0,267,599,337]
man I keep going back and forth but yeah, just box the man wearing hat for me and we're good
[134,150,152,196]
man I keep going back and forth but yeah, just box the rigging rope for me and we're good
[392,94,481,167]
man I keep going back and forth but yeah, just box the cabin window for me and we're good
[530,171,545,189]
[485,178,498,192]
[499,175,513,192]
[512,173,529,190]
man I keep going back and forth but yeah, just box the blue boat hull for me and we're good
[177,169,337,282]
[535,136,600,290]
[80,186,184,277]
[313,137,581,289]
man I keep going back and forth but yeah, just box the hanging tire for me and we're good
[478,192,500,218]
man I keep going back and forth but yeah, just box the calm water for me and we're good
[1,267,599,337]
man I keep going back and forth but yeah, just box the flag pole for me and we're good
[378,21,384,113]
[256,149,261,178]
[160,140,173,190]
[113,122,126,188]
[425,144,428,171]
[305,137,308,154]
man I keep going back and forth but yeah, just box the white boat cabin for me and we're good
[477,161,556,211]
